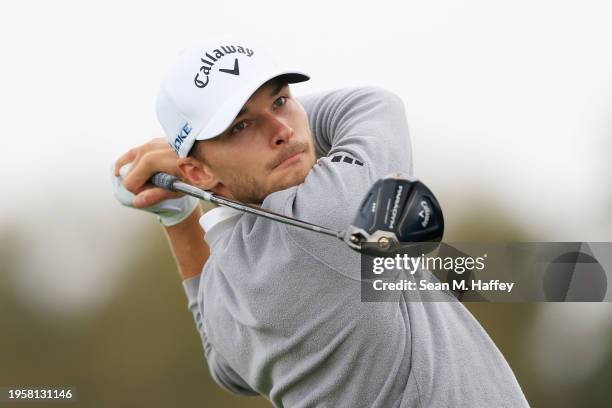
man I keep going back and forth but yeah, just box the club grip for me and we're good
[150,172,178,191]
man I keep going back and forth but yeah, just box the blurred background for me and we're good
[1,0,611,406]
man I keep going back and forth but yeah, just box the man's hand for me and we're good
[111,138,209,280]
[111,138,199,227]
[114,138,183,207]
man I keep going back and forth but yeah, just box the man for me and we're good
[112,39,529,407]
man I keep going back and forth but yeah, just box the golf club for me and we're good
[150,172,444,256]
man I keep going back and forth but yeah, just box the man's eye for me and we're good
[231,121,248,134]
[273,96,287,108]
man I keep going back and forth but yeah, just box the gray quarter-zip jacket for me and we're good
[182,87,529,408]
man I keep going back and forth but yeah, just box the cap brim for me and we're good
[195,70,310,141]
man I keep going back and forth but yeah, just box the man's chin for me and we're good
[236,176,304,204]
[275,166,310,191]
[239,160,314,203]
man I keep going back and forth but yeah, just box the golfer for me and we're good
[112,39,529,407]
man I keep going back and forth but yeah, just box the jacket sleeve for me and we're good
[182,275,259,396]
[297,86,413,179]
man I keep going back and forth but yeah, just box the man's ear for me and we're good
[177,157,219,191]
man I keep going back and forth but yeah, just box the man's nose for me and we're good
[265,114,293,147]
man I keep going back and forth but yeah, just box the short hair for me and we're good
[188,140,204,162]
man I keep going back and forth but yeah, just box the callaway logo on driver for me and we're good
[419,200,431,228]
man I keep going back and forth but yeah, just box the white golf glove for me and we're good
[111,163,199,227]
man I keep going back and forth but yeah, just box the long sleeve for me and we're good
[297,87,413,180]
[179,87,529,407]
[182,275,258,396]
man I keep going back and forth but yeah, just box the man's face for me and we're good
[194,80,316,203]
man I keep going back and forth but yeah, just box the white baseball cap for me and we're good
[156,40,310,158]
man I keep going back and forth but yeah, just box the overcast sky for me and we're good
[2,0,611,237]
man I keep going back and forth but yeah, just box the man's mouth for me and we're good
[277,151,303,168]
[272,145,307,169]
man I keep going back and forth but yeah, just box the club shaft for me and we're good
[153,173,341,239]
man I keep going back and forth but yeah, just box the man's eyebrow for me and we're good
[270,82,287,97]
[234,83,288,119]
[236,106,249,118]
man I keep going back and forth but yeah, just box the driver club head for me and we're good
[343,173,444,256]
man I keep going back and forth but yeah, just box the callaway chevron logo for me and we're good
[194,45,255,88]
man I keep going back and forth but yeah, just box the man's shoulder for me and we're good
[297,86,404,107]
